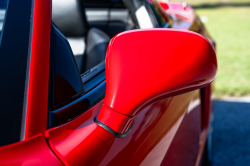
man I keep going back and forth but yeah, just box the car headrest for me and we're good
[52,0,87,37]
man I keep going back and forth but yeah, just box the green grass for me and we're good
[171,0,250,97]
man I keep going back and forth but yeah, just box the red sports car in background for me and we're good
[0,0,217,165]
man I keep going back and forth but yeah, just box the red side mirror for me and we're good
[96,29,217,136]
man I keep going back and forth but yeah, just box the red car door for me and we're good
[47,92,200,166]
[0,0,216,165]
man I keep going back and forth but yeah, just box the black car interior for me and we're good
[52,0,136,74]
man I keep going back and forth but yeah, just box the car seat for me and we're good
[52,0,110,73]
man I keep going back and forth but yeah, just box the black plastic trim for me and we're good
[50,23,85,108]
[95,117,133,138]
[81,61,105,84]
[48,80,106,128]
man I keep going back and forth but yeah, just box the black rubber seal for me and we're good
[94,118,134,138]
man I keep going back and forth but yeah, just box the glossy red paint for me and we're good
[47,92,197,165]
[97,29,217,134]
[161,96,201,166]
[159,1,170,10]
[0,134,62,165]
[0,1,216,165]
[46,102,116,166]
[24,0,51,139]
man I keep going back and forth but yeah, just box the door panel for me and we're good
[46,89,200,165]
[0,134,63,165]
[161,90,201,166]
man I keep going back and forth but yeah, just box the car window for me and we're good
[49,0,115,127]
[0,0,8,44]
[52,0,135,75]
[0,0,33,147]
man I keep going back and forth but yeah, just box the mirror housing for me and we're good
[96,29,217,136]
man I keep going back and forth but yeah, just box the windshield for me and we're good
[0,0,33,147]
[0,0,8,40]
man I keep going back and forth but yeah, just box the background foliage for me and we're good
[171,0,250,97]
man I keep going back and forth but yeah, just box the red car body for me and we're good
[0,0,217,165]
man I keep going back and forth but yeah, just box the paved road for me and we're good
[211,100,250,166]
